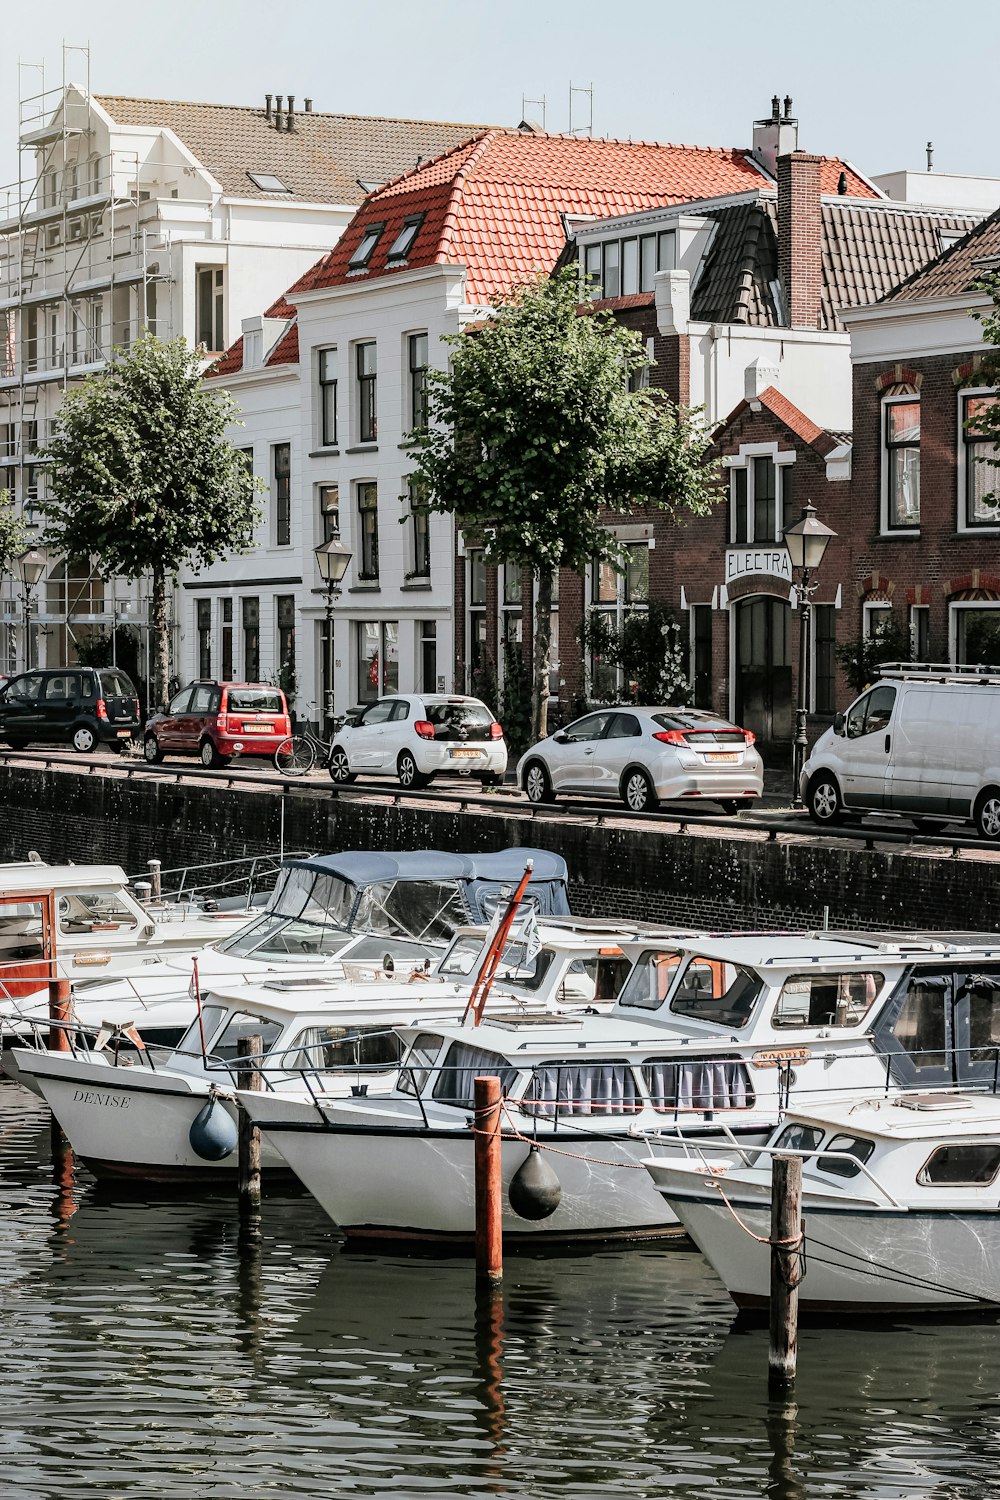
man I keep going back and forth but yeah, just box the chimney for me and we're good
[777,150,823,330]
[274,95,284,130]
[286,95,295,131]
[265,93,273,123]
[304,98,313,113]
[751,94,798,179]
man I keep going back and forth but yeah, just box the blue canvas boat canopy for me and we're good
[287,847,570,920]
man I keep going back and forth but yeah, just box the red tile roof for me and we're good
[291,130,878,305]
[717,385,846,456]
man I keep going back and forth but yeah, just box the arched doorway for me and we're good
[734,595,792,748]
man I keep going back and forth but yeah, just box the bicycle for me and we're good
[273,705,345,775]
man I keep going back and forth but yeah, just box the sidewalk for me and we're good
[762,762,795,811]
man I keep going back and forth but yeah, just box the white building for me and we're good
[0,77,485,685]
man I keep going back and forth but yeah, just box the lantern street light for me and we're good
[782,502,837,809]
[16,547,46,672]
[314,538,353,738]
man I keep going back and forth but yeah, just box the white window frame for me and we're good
[909,603,930,662]
[950,600,1000,666]
[957,385,1000,534]
[863,601,893,641]
[880,388,921,536]
[725,444,796,545]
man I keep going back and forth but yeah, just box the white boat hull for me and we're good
[648,1164,1000,1311]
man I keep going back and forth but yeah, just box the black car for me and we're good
[0,667,142,753]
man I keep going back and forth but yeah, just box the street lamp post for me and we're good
[782,502,837,809]
[313,538,353,738]
[16,548,46,672]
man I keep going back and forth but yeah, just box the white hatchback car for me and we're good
[328,693,508,790]
[516,706,763,813]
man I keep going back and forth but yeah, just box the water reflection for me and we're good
[1,1076,1000,1497]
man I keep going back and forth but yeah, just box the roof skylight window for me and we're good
[386,214,425,263]
[247,171,292,193]
[348,222,386,270]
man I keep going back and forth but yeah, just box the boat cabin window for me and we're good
[215,910,359,962]
[669,960,761,1029]
[917,1142,1000,1186]
[174,1003,227,1056]
[966,976,1000,1065]
[58,889,138,934]
[520,1060,641,1117]
[278,1025,402,1072]
[773,971,883,1029]
[773,1122,825,1154]
[617,950,683,1010]
[642,1056,755,1113]
[889,976,949,1072]
[354,879,467,945]
[209,1009,285,1062]
[816,1132,876,1179]
[398,1032,443,1096]
[438,933,554,991]
[432,1042,519,1107]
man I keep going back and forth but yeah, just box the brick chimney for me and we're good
[777,150,823,330]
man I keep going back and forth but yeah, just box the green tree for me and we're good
[965,273,1000,514]
[579,602,690,706]
[43,335,262,707]
[0,487,27,578]
[835,617,912,696]
[412,268,721,740]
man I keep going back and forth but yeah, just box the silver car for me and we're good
[517,706,763,813]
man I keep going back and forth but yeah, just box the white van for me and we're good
[800,663,1000,839]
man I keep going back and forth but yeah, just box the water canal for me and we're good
[1,1077,999,1499]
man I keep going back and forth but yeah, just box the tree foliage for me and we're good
[579,602,690,706]
[966,272,1000,515]
[412,268,722,738]
[43,335,262,706]
[835,617,912,696]
[0,488,28,577]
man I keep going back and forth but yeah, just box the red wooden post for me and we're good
[474,1075,503,1283]
[48,978,72,1053]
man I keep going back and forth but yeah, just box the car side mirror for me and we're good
[833,711,846,737]
[552,731,568,745]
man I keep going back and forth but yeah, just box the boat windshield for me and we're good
[209,1008,285,1063]
[172,1003,229,1058]
[398,1032,444,1096]
[617,950,762,1028]
[437,934,555,992]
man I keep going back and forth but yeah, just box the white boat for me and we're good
[238,927,1000,1243]
[645,1091,1000,1313]
[7,918,636,1183]
[0,847,571,1047]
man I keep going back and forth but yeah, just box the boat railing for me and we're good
[659,1134,905,1210]
[126,851,310,908]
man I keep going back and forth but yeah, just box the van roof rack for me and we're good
[876,661,1000,686]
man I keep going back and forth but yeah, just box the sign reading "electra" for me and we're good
[725,548,792,583]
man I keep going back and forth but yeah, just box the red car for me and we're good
[143,681,290,767]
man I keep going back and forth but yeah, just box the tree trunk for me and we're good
[531,570,553,743]
[150,565,170,712]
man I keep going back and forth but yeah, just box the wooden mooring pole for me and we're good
[768,1154,803,1393]
[474,1075,503,1284]
[237,1034,263,1217]
[48,977,71,1053]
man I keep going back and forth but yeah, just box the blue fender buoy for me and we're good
[189,1096,238,1161]
[508,1143,561,1221]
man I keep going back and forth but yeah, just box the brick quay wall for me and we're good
[1,762,997,934]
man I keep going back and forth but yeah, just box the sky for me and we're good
[1,0,998,195]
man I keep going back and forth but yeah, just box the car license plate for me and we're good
[705,751,740,763]
[240,725,269,733]
[451,747,484,759]
[117,730,132,738]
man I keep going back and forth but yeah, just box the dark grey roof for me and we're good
[880,206,1000,304]
[690,196,980,331]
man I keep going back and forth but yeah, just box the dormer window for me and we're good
[247,172,291,193]
[387,214,425,263]
[349,223,385,271]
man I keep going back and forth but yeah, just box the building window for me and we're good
[357,482,379,580]
[196,599,212,678]
[221,598,233,679]
[387,214,424,263]
[242,597,260,681]
[318,349,338,447]
[692,604,712,710]
[273,442,291,547]
[319,483,340,541]
[112,284,131,350]
[348,223,385,271]
[863,601,893,641]
[468,549,487,691]
[196,267,225,352]
[909,604,930,662]
[408,478,430,578]
[961,392,1000,528]
[500,561,523,649]
[408,332,429,431]
[419,619,437,694]
[356,620,398,702]
[277,595,295,687]
[357,342,377,442]
[589,542,650,698]
[814,604,836,714]
[24,307,38,372]
[883,389,920,530]
[954,605,1000,666]
[47,309,59,369]
[89,297,103,360]
[583,230,673,298]
[729,455,790,544]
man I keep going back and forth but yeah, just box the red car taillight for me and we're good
[414,719,435,740]
[489,722,503,740]
[653,729,688,745]
[744,730,756,745]
[96,698,108,721]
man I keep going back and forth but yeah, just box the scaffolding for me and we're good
[0,44,177,673]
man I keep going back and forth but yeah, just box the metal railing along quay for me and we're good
[0,744,992,859]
